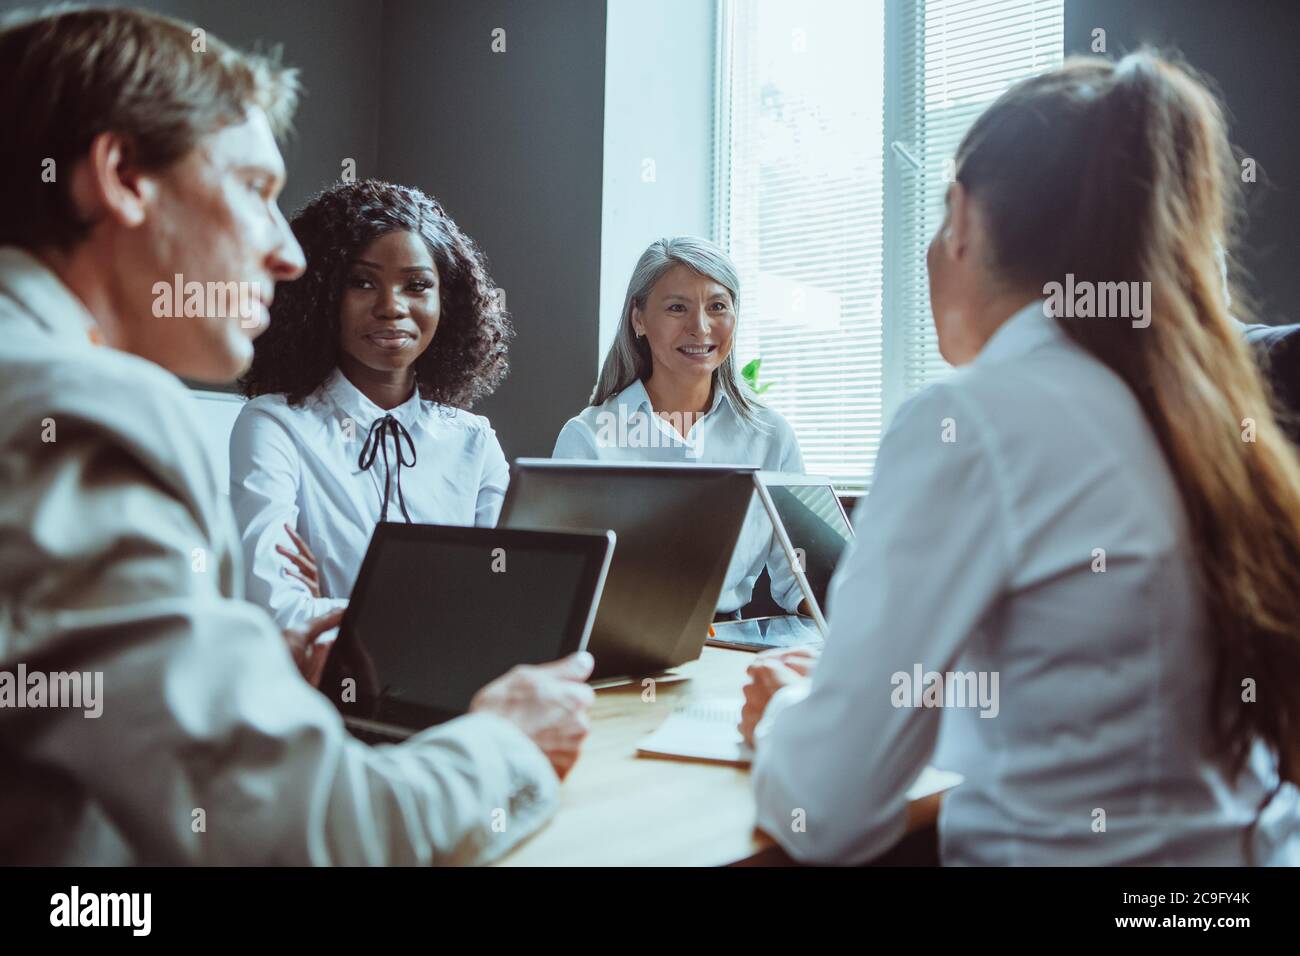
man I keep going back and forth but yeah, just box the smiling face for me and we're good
[632,263,737,384]
[337,229,441,383]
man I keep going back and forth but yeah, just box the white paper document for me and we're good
[636,698,754,765]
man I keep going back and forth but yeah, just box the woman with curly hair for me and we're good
[230,180,514,629]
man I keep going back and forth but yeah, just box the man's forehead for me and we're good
[197,107,286,173]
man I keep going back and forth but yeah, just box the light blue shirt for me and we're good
[230,369,510,630]
[753,300,1300,865]
[552,378,805,614]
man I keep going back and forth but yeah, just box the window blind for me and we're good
[717,0,887,490]
[716,0,1063,490]
[889,0,1064,400]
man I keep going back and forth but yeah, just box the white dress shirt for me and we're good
[0,246,556,865]
[552,378,805,613]
[229,369,510,630]
[752,300,1300,865]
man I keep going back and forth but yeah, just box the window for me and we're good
[715,0,1063,490]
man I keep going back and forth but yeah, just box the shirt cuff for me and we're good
[408,711,561,863]
[456,711,561,814]
[274,595,349,632]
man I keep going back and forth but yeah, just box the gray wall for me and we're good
[102,0,385,218]
[377,0,607,459]
[1065,0,1300,326]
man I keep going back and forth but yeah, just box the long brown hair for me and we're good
[955,50,1300,783]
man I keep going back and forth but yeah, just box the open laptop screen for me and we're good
[765,483,853,609]
[322,524,612,732]
[500,460,757,678]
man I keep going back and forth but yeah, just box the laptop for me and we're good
[318,523,615,743]
[711,472,855,649]
[498,459,757,680]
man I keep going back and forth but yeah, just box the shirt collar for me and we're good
[0,246,101,344]
[614,378,654,413]
[616,376,731,417]
[320,367,426,429]
[973,299,1063,367]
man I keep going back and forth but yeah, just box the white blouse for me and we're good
[229,369,510,630]
[752,300,1300,865]
[552,378,805,614]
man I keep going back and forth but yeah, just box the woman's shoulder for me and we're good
[558,392,632,446]
[229,393,317,466]
[234,389,325,430]
[740,398,798,443]
[570,395,619,426]
[422,401,500,440]
[239,390,292,415]
[230,389,347,458]
[746,398,792,430]
[234,391,290,427]
[550,398,619,458]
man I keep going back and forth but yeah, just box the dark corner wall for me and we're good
[378,0,607,460]
[1065,0,1300,327]
[4,0,608,458]
[122,0,385,219]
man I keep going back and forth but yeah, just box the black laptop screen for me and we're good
[323,525,607,731]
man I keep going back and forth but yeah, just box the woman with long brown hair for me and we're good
[740,50,1300,864]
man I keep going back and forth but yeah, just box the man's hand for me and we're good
[470,651,596,780]
[283,607,345,688]
[738,646,819,747]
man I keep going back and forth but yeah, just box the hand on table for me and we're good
[756,644,821,675]
[738,646,820,747]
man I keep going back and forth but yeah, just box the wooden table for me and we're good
[495,645,943,866]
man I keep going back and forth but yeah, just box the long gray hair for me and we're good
[591,235,764,425]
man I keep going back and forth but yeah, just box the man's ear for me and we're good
[68,131,157,230]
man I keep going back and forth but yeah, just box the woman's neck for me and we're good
[643,369,713,418]
[969,289,1045,356]
[339,359,416,411]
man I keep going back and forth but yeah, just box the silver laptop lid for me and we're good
[753,472,855,638]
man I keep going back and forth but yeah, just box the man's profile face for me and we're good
[125,107,305,382]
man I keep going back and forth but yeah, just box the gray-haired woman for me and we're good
[552,236,808,619]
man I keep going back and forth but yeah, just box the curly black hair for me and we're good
[239,179,513,408]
